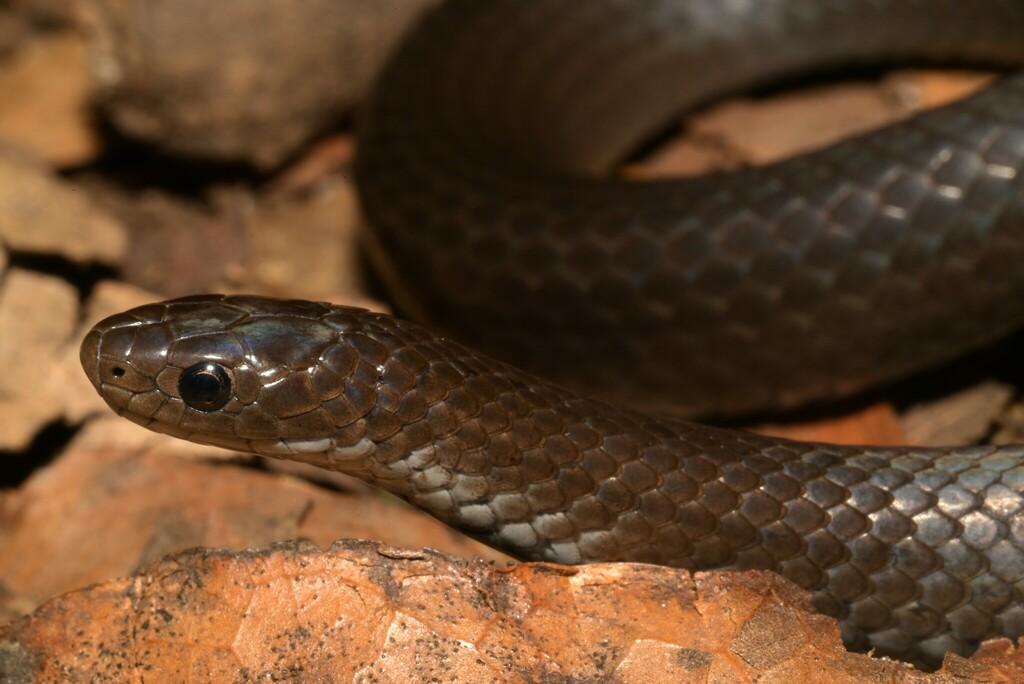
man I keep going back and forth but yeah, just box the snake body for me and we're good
[358,0,1024,415]
[84,295,1024,667]
[80,0,1024,669]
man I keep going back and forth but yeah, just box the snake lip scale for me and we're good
[81,0,1024,671]
[84,294,1024,669]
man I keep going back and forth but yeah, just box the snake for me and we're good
[79,0,1024,670]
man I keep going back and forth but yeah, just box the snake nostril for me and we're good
[111,367,126,378]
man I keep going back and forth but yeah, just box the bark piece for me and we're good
[626,69,993,180]
[0,146,125,262]
[0,447,508,621]
[754,402,906,446]
[0,151,125,450]
[80,180,249,297]
[2,540,1021,682]
[248,177,371,305]
[0,269,77,450]
[85,0,438,167]
[0,31,98,167]
[0,8,28,57]
[902,381,1014,447]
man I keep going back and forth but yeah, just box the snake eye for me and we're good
[179,362,232,412]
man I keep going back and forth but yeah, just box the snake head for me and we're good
[80,294,398,467]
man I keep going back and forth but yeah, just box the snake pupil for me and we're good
[179,362,232,412]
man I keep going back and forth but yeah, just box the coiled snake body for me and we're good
[83,0,1024,669]
[359,0,1024,416]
